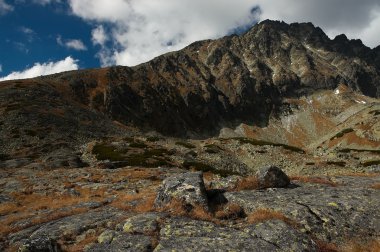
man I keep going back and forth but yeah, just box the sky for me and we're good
[0,0,380,81]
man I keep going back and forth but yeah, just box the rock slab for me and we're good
[154,172,209,211]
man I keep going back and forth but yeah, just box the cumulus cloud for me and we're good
[57,35,87,51]
[69,0,259,66]
[255,0,380,47]
[0,56,79,81]
[68,0,380,67]
[91,25,108,46]
[0,0,13,15]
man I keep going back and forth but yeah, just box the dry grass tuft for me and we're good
[214,203,245,220]
[158,199,213,222]
[290,176,339,187]
[61,233,98,252]
[314,240,339,252]
[232,176,260,191]
[109,190,157,213]
[247,208,298,228]
[370,183,380,190]
[341,239,380,252]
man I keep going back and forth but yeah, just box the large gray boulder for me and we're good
[154,172,209,211]
[255,166,290,189]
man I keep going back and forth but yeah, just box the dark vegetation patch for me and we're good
[338,148,380,154]
[204,144,221,154]
[330,128,354,140]
[361,160,380,167]
[92,142,171,168]
[129,142,148,148]
[0,154,9,161]
[231,137,305,154]
[369,110,380,116]
[146,136,160,142]
[183,161,239,177]
[92,144,127,162]
[24,129,38,137]
[326,161,346,167]
[175,141,196,149]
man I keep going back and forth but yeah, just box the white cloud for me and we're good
[0,64,2,73]
[0,0,13,15]
[0,57,79,81]
[69,0,259,66]
[57,35,87,51]
[68,0,380,67]
[19,26,38,42]
[65,39,87,51]
[255,0,380,48]
[91,25,107,46]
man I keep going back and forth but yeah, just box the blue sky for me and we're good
[0,1,98,78]
[0,0,379,81]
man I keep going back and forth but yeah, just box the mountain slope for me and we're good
[50,20,380,136]
[1,20,380,166]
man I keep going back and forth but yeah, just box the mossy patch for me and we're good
[124,150,170,167]
[93,142,171,167]
[175,141,196,149]
[92,144,128,162]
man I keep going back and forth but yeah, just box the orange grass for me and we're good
[370,183,380,189]
[247,208,298,228]
[341,239,380,252]
[232,176,260,191]
[291,176,339,187]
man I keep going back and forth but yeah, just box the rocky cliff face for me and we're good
[59,20,380,136]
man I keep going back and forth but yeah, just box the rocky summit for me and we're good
[1,20,380,251]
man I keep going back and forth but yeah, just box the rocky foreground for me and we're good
[1,163,379,251]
